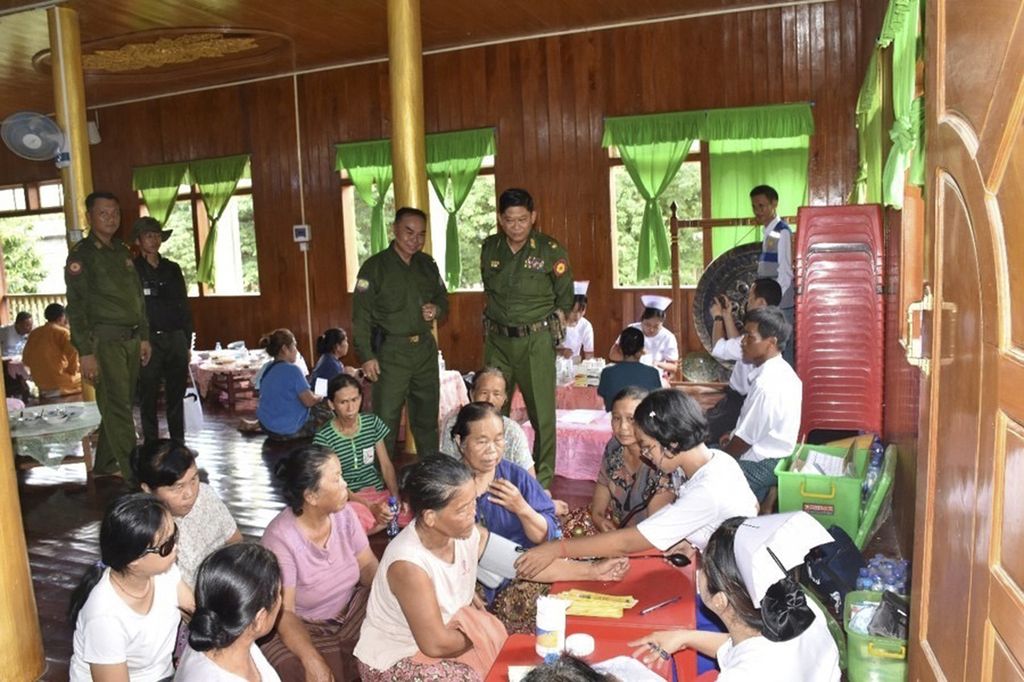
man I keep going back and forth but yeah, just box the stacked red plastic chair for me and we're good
[794,204,884,439]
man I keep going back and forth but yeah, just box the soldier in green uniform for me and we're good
[353,207,448,458]
[65,192,151,479]
[133,216,193,444]
[481,188,574,486]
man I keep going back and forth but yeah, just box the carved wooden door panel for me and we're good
[910,1,1024,680]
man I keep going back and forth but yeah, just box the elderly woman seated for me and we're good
[259,445,378,681]
[440,368,534,475]
[590,387,675,533]
[354,456,628,681]
[132,439,242,587]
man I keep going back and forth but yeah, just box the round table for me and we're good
[8,401,100,468]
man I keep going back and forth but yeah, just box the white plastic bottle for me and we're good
[535,596,570,657]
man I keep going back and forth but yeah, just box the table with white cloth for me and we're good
[189,350,267,413]
[519,408,612,481]
[8,401,100,474]
[509,384,604,423]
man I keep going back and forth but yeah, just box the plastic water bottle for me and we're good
[214,341,222,351]
[386,496,400,538]
[861,440,884,504]
[856,568,872,591]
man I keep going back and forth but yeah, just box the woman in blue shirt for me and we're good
[309,327,362,389]
[256,329,332,439]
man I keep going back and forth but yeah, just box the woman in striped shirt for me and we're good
[313,373,400,534]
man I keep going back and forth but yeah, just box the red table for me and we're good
[520,409,612,481]
[485,630,694,681]
[488,554,701,681]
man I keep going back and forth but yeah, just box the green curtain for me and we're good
[879,0,922,208]
[132,162,190,227]
[335,140,394,255]
[703,103,815,140]
[425,128,494,288]
[709,136,810,257]
[191,154,250,284]
[602,111,704,280]
[850,50,884,204]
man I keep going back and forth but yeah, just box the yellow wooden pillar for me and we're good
[49,5,96,403]
[387,0,432,455]
[0,359,44,678]
[386,0,430,250]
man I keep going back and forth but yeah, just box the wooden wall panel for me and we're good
[0,0,882,374]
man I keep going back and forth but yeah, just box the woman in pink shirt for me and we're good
[260,445,378,681]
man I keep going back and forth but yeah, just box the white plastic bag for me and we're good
[183,387,204,434]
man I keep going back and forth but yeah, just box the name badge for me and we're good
[362,446,375,465]
[143,287,153,296]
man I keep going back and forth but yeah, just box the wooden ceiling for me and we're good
[0,0,815,115]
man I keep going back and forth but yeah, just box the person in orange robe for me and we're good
[22,302,81,397]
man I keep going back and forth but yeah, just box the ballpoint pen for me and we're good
[640,596,681,615]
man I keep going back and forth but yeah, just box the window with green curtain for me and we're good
[706,103,813,257]
[425,128,494,288]
[190,154,250,284]
[879,0,923,208]
[132,162,190,227]
[850,49,884,205]
[335,140,394,256]
[602,111,704,281]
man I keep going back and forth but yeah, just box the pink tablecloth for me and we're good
[520,409,611,481]
[509,384,603,423]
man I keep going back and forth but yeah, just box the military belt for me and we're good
[92,323,141,342]
[388,334,424,344]
[485,317,550,338]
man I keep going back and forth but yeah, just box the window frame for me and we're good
[0,180,63,218]
[608,141,711,290]
[138,177,257,298]
[339,159,497,293]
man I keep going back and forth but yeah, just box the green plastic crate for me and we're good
[844,591,908,682]
[775,443,895,548]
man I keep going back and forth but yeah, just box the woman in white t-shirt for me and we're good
[629,514,841,682]
[69,493,194,682]
[176,543,282,681]
[516,389,758,578]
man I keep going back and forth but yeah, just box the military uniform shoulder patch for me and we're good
[67,260,84,276]
[553,258,568,277]
[355,278,370,292]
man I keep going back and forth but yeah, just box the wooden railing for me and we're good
[3,293,68,325]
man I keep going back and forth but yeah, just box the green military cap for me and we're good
[132,216,172,242]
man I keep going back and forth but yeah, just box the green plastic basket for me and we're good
[843,591,908,682]
[775,443,895,548]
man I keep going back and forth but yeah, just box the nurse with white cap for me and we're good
[609,295,679,374]
[628,512,841,682]
[557,280,595,361]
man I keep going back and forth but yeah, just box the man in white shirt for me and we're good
[0,311,34,356]
[557,280,594,361]
[705,278,782,443]
[751,185,795,366]
[722,306,801,501]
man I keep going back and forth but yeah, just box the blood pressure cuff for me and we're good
[477,531,521,589]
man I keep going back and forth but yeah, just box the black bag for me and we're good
[803,525,866,616]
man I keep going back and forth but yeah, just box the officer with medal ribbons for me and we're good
[480,188,574,486]
[353,207,448,458]
[65,191,151,479]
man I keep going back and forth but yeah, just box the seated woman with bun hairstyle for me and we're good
[176,543,283,681]
[629,513,841,682]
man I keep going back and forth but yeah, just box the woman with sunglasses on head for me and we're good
[132,439,242,587]
[590,387,675,533]
[628,514,840,681]
[259,445,378,682]
[176,543,283,681]
[517,389,757,576]
[69,493,194,681]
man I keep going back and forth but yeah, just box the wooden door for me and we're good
[910,1,1024,680]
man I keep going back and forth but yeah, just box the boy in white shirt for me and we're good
[721,306,801,501]
[557,280,595,361]
[705,278,782,443]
